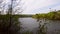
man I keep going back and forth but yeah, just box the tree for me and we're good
[0,0,24,34]
[7,0,24,15]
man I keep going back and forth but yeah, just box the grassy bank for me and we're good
[32,10,60,20]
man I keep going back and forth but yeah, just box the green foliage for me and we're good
[32,10,60,20]
[0,14,20,34]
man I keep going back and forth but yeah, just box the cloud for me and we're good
[0,0,60,14]
[22,0,60,14]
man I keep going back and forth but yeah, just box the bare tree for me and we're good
[0,0,7,15]
[7,0,24,15]
[0,0,24,34]
[0,0,24,15]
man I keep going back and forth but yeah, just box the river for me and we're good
[18,17,60,34]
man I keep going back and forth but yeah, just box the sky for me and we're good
[0,0,60,14]
[21,0,60,14]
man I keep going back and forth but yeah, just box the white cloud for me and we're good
[22,0,60,14]
[0,0,60,14]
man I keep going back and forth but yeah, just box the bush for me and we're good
[0,14,20,34]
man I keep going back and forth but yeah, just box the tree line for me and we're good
[32,10,60,20]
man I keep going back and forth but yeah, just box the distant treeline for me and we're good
[32,10,60,20]
[0,14,33,17]
[19,14,33,17]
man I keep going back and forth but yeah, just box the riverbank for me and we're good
[0,14,20,34]
[32,10,60,20]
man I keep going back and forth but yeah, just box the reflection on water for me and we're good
[19,17,39,34]
[18,17,60,34]
[46,20,60,34]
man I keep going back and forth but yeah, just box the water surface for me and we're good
[18,17,60,34]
